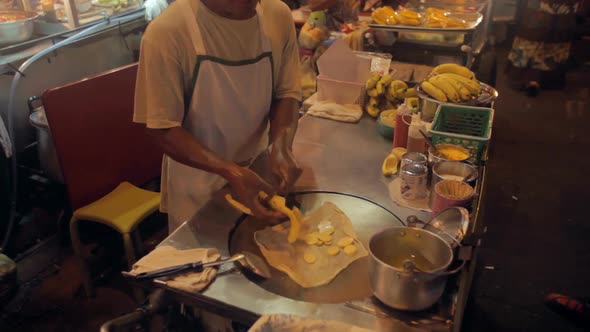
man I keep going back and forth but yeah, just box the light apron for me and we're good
[163,0,274,232]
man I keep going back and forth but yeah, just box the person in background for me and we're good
[134,0,303,233]
[308,0,360,30]
[507,0,584,96]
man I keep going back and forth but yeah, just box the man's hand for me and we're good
[270,130,303,194]
[225,165,283,220]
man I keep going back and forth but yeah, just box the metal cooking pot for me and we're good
[28,97,64,183]
[0,10,38,45]
[368,227,463,311]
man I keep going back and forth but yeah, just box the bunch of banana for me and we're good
[372,6,397,25]
[366,72,408,117]
[386,80,408,102]
[420,64,481,103]
[431,63,475,79]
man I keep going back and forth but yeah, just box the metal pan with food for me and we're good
[0,10,39,45]
[370,6,483,32]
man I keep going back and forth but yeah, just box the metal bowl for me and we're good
[416,81,498,121]
[0,10,39,45]
[417,81,498,107]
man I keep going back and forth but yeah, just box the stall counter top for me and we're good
[155,114,481,331]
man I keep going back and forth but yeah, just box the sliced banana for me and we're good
[304,233,319,245]
[337,236,354,248]
[327,246,340,256]
[304,252,317,264]
[343,245,358,256]
[318,233,333,243]
[319,227,335,236]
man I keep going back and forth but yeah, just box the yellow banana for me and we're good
[436,75,470,100]
[259,192,302,243]
[387,80,407,100]
[376,74,393,95]
[367,97,381,117]
[403,87,417,98]
[438,73,481,95]
[372,6,397,25]
[381,153,400,177]
[399,9,420,20]
[421,81,447,102]
[225,193,254,215]
[429,76,460,102]
[431,63,474,79]
[365,72,381,90]
[367,88,380,98]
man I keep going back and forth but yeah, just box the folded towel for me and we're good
[307,101,363,123]
[248,314,375,332]
[130,245,220,293]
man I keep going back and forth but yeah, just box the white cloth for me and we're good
[248,314,375,332]
[307,101,363,123]
[143,0,168,21]
[130,246,220,293]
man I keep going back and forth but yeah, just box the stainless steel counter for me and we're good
[155,114,485,331]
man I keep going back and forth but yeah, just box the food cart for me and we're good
[114,108,489,331]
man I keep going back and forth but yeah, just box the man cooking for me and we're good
[134,0,303,232]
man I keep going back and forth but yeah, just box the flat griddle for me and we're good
[228,191,403,304]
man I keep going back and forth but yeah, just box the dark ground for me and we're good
[1,40,590,332]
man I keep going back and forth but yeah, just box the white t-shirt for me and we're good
[134,0,302,129]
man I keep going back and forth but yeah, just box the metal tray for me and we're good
[369,11,483,33]
[416,80,498,106]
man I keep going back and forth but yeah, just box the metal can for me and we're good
[400,164,428,200]
[400,152,427,171]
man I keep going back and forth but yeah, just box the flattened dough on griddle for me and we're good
[254,202,368,288]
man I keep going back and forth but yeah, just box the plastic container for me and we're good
[430,104,494,164]
[407,113,426,153]
[316,75,366,107]
[392,104,412,148]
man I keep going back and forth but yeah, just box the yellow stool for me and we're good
[69,181,161,297]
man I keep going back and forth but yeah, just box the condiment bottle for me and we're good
[407,113,426,153]
[392,104,411,149]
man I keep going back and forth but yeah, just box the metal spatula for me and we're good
[131,254,245,280]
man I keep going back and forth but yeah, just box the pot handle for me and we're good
[28,96,42,114]
[406,215,463,247]
[403,259,466,277]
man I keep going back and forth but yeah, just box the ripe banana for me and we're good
[386,80,407,101]
[421,81,447,102]
[399,9,420,20]
[428,76,460,102]
[376,74,393,95]
[372,6,397,25]
[367,88,380,98]
[436,75,471,100]
[365,72,381,90]
[431,63,474,79]
[438,73,482,95]
[367,97,380,117]
[403,87,417,98]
